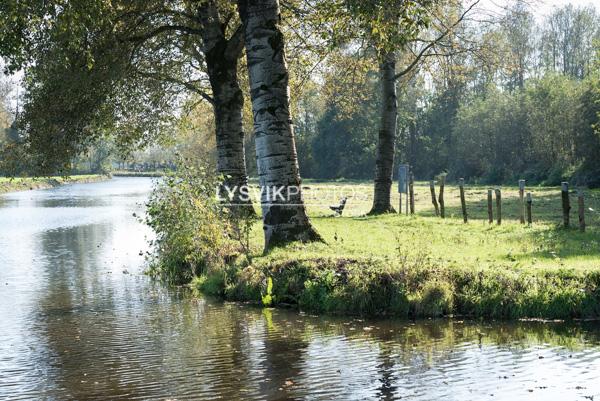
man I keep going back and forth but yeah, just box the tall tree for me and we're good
[371,50,399,213]
[237,0,320,249]
[196,0,252,210]
[313,0,480,213]
[501,2,534,90]
[0,0,253,211]
[540,5,599,79]
[310,0,438,213]
[0,65,12,140]
[367,0,479,213]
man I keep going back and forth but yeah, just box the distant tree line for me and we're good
[292,4,600,187]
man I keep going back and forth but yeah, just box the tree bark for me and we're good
[213,70,253,212]
[369,51,397,214]
[198,1,253,213]
[237,0,320,249]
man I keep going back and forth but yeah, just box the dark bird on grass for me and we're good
[330,197,348,216]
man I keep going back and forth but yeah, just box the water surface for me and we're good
[1,177,599,400]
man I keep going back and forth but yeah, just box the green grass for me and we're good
[253,181,599,270]
[0,174,109,194]
[187,181,600,319]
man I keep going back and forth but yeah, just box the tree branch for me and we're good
[224,24,245,61]
[394,0,481,80]
[135,70,214,105]
[127,25,202,43]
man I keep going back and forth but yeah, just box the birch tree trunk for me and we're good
[237,0,320,249]
[198,1,253,213]
[369,52,397,214]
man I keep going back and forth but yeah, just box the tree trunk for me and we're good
[199,1,253,213]
[369,51,397,214]
[213,77,253,211]
[210,63,249,206]
[237,0,320,249]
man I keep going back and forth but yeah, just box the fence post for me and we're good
[430,180,439,216]
[459,178,467,223]
[526,192,532,226]
[438,174,446,218]
[495,188,502,225]
[561,182,570,228]
[487,189,493,224]
[399,192,402,215]
[578,189,586,232]
[409,172,415,215]
[519,179,526,224]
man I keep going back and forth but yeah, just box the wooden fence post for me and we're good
[399,192,402,215]
[430,180,439,216]
[561,182,570,228]
[459,178,467,223]
[487,189,493,224]
[438,174,446,218]
[409,172,415,215]
[519,179,526,224]
[495,188,502,225]
[526,192,532,226]
[578,189,586,232]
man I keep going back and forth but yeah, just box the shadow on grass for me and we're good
[524,226,600,261]
[414,188,600,261]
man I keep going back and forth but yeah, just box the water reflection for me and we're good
[0,178,599,400]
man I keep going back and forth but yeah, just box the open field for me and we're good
[236,180,600,270]
[286,181,600,270]
[0,174,109,194]
[193,181,600,319]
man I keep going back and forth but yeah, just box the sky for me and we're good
[475,0,598,20]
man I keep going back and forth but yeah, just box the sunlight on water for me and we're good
[0,178,599,400]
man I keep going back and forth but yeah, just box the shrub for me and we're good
[145,159,236,284]
[193,271,227,297]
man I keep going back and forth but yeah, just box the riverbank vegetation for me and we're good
[146,167,600,319]
[0,174,109,194]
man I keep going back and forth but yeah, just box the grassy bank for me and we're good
[0,174,109,194]
[155,180,600,319]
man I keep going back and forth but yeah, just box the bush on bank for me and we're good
[190,256,600,320]
[145,162,237,285]
[146,164,600,320]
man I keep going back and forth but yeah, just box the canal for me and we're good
[1,177,599,400]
